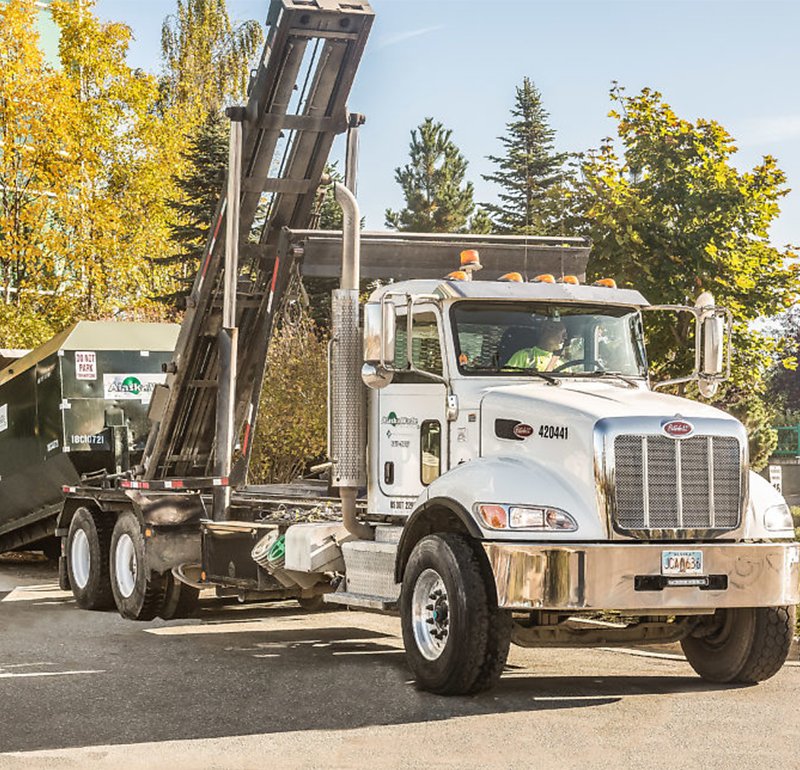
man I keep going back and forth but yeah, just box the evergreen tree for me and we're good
[483,78,569,234]
[312,161,345,231]
[304,162,344,331]
[154,0,263,306]
[385,118,476,232]
[154,109,228,305]
[468,207,494,234]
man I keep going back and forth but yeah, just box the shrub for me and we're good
[248,314,328,484]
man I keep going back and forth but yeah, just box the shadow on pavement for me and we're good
[0,584,749,755]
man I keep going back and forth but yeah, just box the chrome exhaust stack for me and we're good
[330,181,372,541]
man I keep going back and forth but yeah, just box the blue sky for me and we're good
[96,0,800,247]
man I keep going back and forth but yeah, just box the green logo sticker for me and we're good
[381,411,418,427]
[120,376,143,395]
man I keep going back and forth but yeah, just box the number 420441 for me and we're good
[539,425,568,440]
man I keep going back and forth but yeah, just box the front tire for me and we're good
[400,533,511,695]
[681,606,796,683]
[110,511,165,621]
[66,507,114,610]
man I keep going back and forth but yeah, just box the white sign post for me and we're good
[768,464,783,494]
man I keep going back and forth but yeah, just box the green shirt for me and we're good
[506,346,553,371]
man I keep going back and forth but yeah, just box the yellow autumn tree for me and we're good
[0,0,76,345]
[160,0,263,123]
[0,0,183,348]
[48,0,181,321]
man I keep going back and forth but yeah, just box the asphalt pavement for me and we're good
[0,554,798,770]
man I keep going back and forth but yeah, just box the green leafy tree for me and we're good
[249,311,328,484]
[767,306,800,421]
[386,118,476,232]
[160,0,263,120]
[483,77,570,235]
[575,85,798,469]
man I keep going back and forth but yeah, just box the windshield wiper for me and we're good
[497,366,560,385]
[573,369,640,388]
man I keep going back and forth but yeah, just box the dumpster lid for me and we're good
[0,321,180,387]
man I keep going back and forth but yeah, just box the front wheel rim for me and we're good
[411,568,450,661]
[70,529,91,590]
[114,533,137,599]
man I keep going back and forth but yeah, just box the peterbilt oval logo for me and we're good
[513,423,534,439]
[662,419,694,438]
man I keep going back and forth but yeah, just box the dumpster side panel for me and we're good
[0,339,175,546]
[60,349,172,462]
[0,362,63,534]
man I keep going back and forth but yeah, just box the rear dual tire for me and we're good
[160,572,200,620]
[109,511,166,621]
[67,507,115,611]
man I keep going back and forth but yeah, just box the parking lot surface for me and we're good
[1,555,798,769]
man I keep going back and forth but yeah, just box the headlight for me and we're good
[764,503,794,532]
[476,504,578,532]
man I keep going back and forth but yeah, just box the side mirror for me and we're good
[362,300,396,389]
[647,293,731,395]
[696,292,725,398]
[361,362,393,389]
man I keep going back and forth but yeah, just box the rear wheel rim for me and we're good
[115,533,137,599]
[70,529,91,590]
[411,568,449,661]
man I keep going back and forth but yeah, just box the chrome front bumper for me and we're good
[483,541,800,611]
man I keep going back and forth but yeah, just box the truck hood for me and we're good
[481,380,729,423]
[477,380,744,540]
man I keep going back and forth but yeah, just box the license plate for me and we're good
[661,550,703,576]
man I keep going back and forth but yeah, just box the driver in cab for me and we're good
[505,319,566,372]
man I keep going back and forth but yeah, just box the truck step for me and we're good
[341,540,400,600]
[323,591,398,611]
[373,525,402,544]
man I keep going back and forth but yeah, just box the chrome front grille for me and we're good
[613,434,742,533]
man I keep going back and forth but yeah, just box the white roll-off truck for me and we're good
[56,0,798,695]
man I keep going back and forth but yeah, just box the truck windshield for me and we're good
[451,302,648,378]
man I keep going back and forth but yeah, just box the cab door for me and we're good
[374,308,448,514]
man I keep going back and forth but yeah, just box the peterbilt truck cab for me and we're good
[353,258,799,694]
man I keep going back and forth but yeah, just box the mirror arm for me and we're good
[652,375,695,391]
[644,303,733,393]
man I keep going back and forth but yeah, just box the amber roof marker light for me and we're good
[593,278,617,288]
[460,249,482,281]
